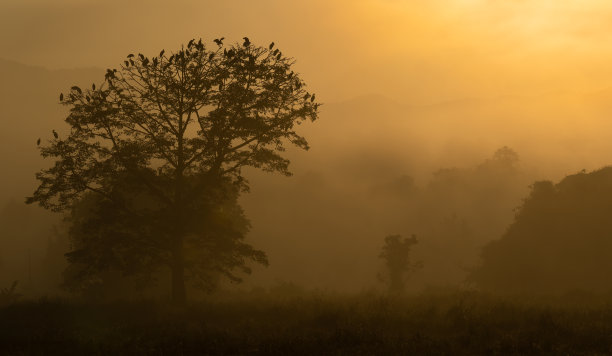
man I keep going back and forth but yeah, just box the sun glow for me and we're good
[321,0,612,101]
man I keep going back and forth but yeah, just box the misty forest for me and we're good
[5,1,612,354]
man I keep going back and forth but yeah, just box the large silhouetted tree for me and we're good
[27,37,320,303]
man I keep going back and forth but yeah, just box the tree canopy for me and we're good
[27,37,320,302]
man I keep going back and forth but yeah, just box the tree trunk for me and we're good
[173,111,187,304]
[171,237,187,304]
[171,165,186,304]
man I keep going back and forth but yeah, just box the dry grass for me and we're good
[2,291,612,355]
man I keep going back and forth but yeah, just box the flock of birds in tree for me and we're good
[39,37,315,148]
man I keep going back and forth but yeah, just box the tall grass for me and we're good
[2,291,612,355]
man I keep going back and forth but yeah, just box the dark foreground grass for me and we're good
[2,292,612,355]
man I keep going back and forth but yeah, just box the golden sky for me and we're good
[2,0,612,103]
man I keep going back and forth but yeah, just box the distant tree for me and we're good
[379,234,422,294]
[27,37,320,303]
[491,146,519,168]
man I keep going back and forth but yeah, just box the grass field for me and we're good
[2,291,612,355]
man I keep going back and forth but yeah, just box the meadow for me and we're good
[2,290,612,355]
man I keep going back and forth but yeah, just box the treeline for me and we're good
[4,148,612,298]
[0,145,525,298]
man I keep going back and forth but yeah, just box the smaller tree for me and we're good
[379,234,421,294]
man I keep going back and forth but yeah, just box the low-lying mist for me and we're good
[2,60,612,297]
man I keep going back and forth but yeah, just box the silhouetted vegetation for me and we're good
[4,292,612,355]
[379,234,421,294]
[61,175,266,299]
[0,281,20,306]
[26,38,320,303]
[471,166,612,294]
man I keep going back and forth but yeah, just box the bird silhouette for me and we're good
[59,93,64,101]
[37,138,40,146]
[243,37,251,47]
[52,130,58,139]
[269,42,275,50]
[105,69,115,80]
[214,38,225,46]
